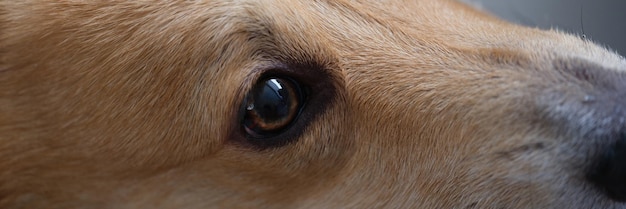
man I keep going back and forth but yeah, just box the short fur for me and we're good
[1,0,625,208]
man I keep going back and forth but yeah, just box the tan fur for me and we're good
[1,0,625,208]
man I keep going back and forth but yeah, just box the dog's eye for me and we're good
[242,77,304,138]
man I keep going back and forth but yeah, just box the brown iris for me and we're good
[243,77,303,138]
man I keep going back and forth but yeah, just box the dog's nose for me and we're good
[587,139,626,202]
[545,60,626,202]
[566,61,626,202]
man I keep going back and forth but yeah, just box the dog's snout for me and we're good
[588,138,626,202]
[540,59,626,202]
[541,60,626,135]
[565,61,626,202]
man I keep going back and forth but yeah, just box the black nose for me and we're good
[551,60,626,201]
[587,138,626,202]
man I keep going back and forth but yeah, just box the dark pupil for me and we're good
[243,77,300,136]
[255,79,291,121]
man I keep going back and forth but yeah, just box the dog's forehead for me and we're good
[241,0,624,58]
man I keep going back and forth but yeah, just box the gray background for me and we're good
[467,0,626,56]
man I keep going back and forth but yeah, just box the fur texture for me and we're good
[1,0,625,208]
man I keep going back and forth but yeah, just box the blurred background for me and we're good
[466,0,626,56]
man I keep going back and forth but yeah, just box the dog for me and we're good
[1,0,625,208]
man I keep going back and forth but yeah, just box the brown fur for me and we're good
[1,0,625,208]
